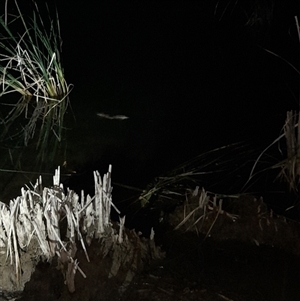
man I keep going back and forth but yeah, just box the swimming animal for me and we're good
[96,112,129,120]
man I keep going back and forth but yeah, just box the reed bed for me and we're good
[246,17,300,193]
[0,165,122,291]
[0,0,71,161]
[139,143,253,209]
[245,111,300,193]
[0,165,164,296]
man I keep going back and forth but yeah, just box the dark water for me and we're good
[52,2,300,219]
[2,1,300,211]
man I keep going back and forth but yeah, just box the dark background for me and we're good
[59,1,300,191]
[4,1,300,195]
[55,1,300,136]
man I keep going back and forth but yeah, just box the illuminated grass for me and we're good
[0,0,72,161]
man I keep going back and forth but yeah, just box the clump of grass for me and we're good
[278,111,300,191]
[246,111,300,193]
[138,143,253,209]
[0,0,72,161]
[0,165,164,293]
[245,16,300,193]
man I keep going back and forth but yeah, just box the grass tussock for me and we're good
[0,0,72,161]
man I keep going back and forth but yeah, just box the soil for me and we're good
[1,194,299,301]
[6,228,300,301]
